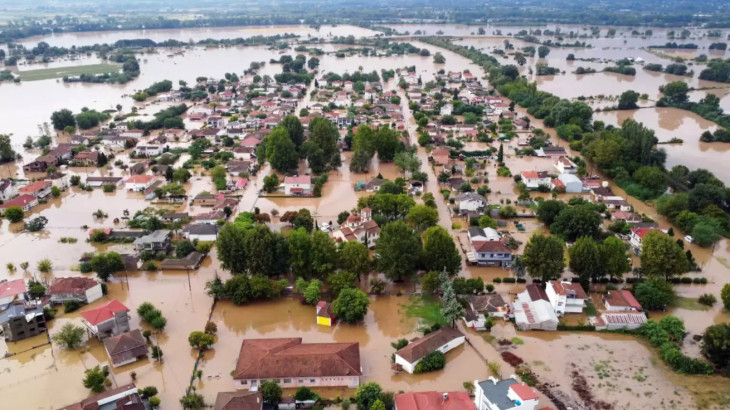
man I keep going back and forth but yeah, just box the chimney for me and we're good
[489,376,498,385]
[442,393,448,402]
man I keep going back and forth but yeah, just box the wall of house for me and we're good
[236,375,359,390]
[85,285,103,304]
[394,354,416,374]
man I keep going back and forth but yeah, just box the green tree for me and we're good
[634,278,675,310]
[421,271,441,293]
[37,258,53,273]
[478,215,497,229]
[440,271,465,326]
[661,81,689,105]
[260,380,283,405]
[406,204,438,230]
[600,236,630,279]
[294,387,317,401]
[303,279,322,305]
[350,148,372,173]
[332,288,370,323]
[550,204,602,241]
[263,174,279,193]
[522,234,565,282]
[266,127,298,172]
[216,223,249,273]
[288,228,313,278]
[309,117,338,159]
[173,168,191,183]
[422,226,461,275]
[691,217,722,246]
[188,331,215,349]
[433,52,446,64]
[497,143,504,163]
[82,366,108,393]
[536,200,566,226]
[89,252,125,281]
[568,236,602,289]
[339,241,371,279]
[370,400,386,410]
[51,109,76,130]
[0,134,16,163]
[282,115,305,149]
[52,323,86,349]
[702,323,730,369]
[180,393,206,410]
[4,206,23,223]
[311,231,338,278]
[538,45,550,58]
[641,231,688,279]
[327,270,356,298]
[355,382,382,410]
[292,208,314,232]
[376,221,422,281]
[721,283,730,309]
[618,90,640,110]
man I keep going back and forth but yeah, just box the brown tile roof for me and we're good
[526,284,548,302]
[467,294,507,313]
[49,277,99,295]
[103,329,148,366]
[550,281,588,299]
[58,383,141,410]
[395,327,464,363]
[234,338,361,379]
[472,241,512,253]
[214,391,262,410]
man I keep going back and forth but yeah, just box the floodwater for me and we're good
[1,25,730,409]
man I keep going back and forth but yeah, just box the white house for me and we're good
[593,311,648,331]
[206,116,225,128]
[0,179,17,200]
[513,284,558,331]
[629,227,658,252]
[283,176,313,196]
[520,171,551,190]
[183,224,220,242]
[468,227,500,242]
[466,239,513,267]
[440,104,453,116]
[134,145,164,157]
[394,327,465,374]
[602,290,643,312]
[124,175,156,191]
[554,157,577,174]
[49,277,103,305]
[474,377,540,410]
[555,173,583,193]
[456,192,487,215]
[545,281,588,315]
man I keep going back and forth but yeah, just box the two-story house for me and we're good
[545,280,588,315]
[134,230,171,254]
[473,377,540,410]
[456,192,487,216]
[467,240,513,267]
[283,176,313,196]
[520,171,551,190]
[330,208,380,249]
[80,299,131,339]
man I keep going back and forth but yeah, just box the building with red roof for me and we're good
[395,391,475,410]
[283,176,312,196]
[18,181,52,199]
[629,226,659,251]
[0,194,39,214]
[602,290,642,312]
[80,299,131,339]
[545,280,588,315]
[0,279,27,305]
[124,175,156,191]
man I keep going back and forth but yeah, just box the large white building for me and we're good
[474,377,540,410]
[545,281,588,315]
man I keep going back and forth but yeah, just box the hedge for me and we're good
[557,324,596,331]
[413,351,446,373]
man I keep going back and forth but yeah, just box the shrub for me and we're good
[502,277,516,283]
[413,351,446,373]
[64,300,80,313]
[493,278,502,283]
[698,294,717,306]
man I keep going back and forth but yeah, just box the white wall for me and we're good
[85,284,103,304]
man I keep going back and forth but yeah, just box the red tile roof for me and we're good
[234,338,361,380]
[510,383,539,401]
[604,290,642,311]
[631,227,656,239]
[0,194,36,209]
[81,299,129,325]
[284,176,311,185]
[0,279,26,299]
[550,281,588,299]
[472,241,512,254]
[125,175,154,184]
[49,277,99,295]
[395,327,464,363]
[18,181,51,194]
[395,391,475,410]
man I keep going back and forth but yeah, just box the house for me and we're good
[535,146,566,157]
[473,377,540,410]
[431,146,451,166]
[0,279,26,306]
[602,196,632,212]
[520,171,551,190]
[207,116,226,128]
[467,241,513,267]
[134,230,171,253]
[440,104,453,116]
[160,251,206,270]
[456,192,487,215]
[513,285,559,331]
[629,227,658,252]
[58,383,143,410]
[85,176,124,188]
[23,156,57,173]
[545,281,588,315]
[49,277,103,305]
[394,327,465,374]
[0,302,46,342]
[0,179,16,200]
[134,145,164,157]
[555,173,582,193]
[468,227,500,242]
[184,223,219,241]
[316,301,334,327]
[233,146,256,160]
[463,294,509,330]
[215,391,263,410]
[103,329,149,367]
[611,211,642,224]
[233,338,361,390]
[73,151,99,166]
[43,172,69,189]
[161,212,188,223]
[331,208,380,248]
[365,178,387,192]
[395,391,475,410]
[603,290,642,312]
[124,175,155,191]
[283,176,313,196]
[0,194,38,215]
[192,193,219,207]
[18,181,52,199]
[593,311,648,331]
[554,157,577,174]
[227,160,255,174]
[80,299,131,340]
[193,210,227,225]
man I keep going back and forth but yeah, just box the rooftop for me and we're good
[395,391,475,410]
[49,277,99,295]
[214,391,262,410]
[395,327,464,364]
[80,299,129,326]
[0,279,26,299]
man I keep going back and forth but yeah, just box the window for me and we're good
[298,379,304,384]
[283,379,291,384]
[310,379,315,383]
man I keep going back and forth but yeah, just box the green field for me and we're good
[17,63,121,81]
